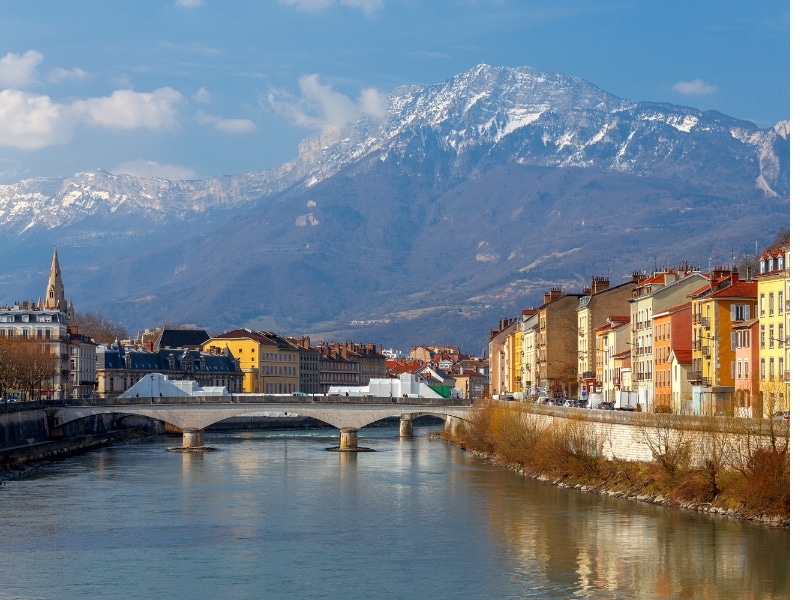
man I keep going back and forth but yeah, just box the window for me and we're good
[769,358,775,380]
[760,293,765,316]
[737,360,742,379]
[744,360,749,380]
[761,359,766,381]
[761,325,766,349]
[769,292,775,316]
[778,291,784,315]
[732,304,750,321]
[778,324,784,348]
[779,357,784,379]
[769,325,775,348]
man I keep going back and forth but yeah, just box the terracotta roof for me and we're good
[708,280,758,299]
[672,349,693,364]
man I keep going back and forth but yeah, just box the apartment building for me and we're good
[576,276,640,397]
[688,270,757,415]
[537,288,581,398]
[652,302,691,412]
[754,242,790,416]
[732,318,759,417]
[595,316,630,404]
[519,309,539,399]
[628,266,707,412]
[488,318,518,398]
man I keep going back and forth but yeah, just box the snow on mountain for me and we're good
[0,65,789,239]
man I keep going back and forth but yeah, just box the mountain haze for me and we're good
[0,65,789,353]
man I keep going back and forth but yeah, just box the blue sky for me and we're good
[0,0,790,184]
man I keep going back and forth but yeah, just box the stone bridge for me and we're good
[52,396,474,450]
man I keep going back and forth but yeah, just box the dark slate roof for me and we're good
[98,344,239,373]
[155,328,210,350]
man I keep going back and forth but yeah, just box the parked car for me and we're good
[536,396,550,405]
[563,399,579,408]
[773,411,790,420]
[598,401,615,410]
[576,399,589,408]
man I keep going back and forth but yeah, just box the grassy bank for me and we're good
[445,401,789,527]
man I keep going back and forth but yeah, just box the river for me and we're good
[0,426,790,599]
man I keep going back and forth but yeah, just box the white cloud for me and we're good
[672,79,717,96]
[0,50,43,88]
[0,89,72,149]
[267,74,387,130]
[47,67,90,84]
[0,86,185,150]
[175,0,205,7]
[71,87,184,130]
[194,86,211,103]
[112,159,198,180]
[279,0,382,15]
[196,110,257,133]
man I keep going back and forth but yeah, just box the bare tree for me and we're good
[635,412,693,480]
[774,227,790,244]
[71,311,127,344]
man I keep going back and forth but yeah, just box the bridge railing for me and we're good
[64,394,473,407]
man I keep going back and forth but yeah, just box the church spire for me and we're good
[43,247,71,319]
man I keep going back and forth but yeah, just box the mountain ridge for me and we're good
[0,64,789,353]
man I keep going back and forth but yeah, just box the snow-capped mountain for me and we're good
[0,65,789,351]
[0,65,788,240]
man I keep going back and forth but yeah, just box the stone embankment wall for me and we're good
[0,407,163,467]
[511,404,788,464]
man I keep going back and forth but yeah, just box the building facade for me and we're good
[754,243,790,416]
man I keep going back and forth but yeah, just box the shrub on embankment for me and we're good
[446,401,789,526]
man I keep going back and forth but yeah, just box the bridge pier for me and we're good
[399,414,414,438]
[182,428,205,449]
[443,415,457,438]
[339,427,359,450]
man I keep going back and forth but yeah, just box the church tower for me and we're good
[41,247,74,321]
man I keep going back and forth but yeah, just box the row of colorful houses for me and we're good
[488,243,790,417]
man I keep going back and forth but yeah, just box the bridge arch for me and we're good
[53,399,473,450]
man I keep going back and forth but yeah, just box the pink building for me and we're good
[732,318,759,417]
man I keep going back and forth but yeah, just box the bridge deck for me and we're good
[54,397,473,431]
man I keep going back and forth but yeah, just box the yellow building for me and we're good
[512,327,523,395]
[688,270,758,415]
[203,328,300,394]
[754,243,790,416]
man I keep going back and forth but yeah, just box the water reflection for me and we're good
[0,428,788,600]
[470,464,789,599]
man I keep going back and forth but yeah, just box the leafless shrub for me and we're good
[635,412,693,481]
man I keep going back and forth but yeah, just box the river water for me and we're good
[0,426,790,599]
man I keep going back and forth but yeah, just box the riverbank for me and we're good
[439,403,790,528]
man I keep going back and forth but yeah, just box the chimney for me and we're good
[545,287,563,303]
[592,276,610,294]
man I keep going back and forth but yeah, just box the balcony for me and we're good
[701,346,711,358]
[687,370,704,384]
[700,316,710,328]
